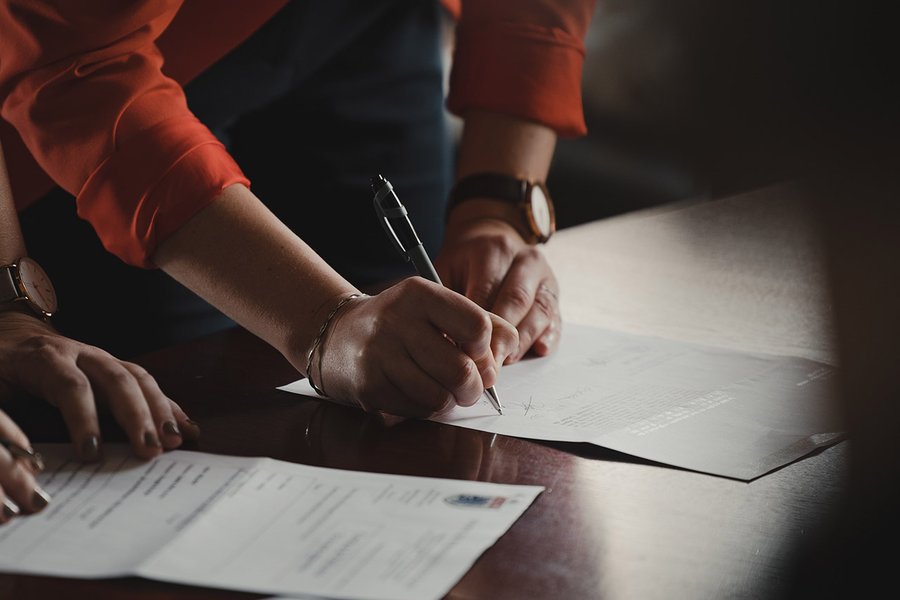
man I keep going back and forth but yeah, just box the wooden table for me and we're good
[2,181,847,599]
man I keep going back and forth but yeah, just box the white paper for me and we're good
[0,445,542,600]
[280,323,843,480]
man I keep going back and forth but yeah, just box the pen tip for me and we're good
[370,174,387,193]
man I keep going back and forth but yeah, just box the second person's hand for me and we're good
[0,312,201,462]
[436,216,562,364]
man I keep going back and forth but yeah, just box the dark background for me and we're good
[545,0,897,227]
[543,2,899,598]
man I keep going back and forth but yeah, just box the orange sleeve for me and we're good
[447,0,596,138]
[0,1,250,268]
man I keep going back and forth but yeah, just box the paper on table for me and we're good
[0,445,542,600]
[280,323,844,480]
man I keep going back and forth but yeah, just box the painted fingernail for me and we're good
[143,432,162,449]
[2,498,19,520]
[162,421,181,437]
[81,436,101,462]
[32,487,51,511]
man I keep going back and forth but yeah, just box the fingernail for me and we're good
[31,487,51,511]
[143,432,162,448]
[81,436,101,462]
[186,418,200,427]
[2,498,19,520]
[162,421,181,437]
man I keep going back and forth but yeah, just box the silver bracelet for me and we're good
[305,293,365,396]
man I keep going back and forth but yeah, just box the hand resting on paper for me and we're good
[0,312,200,462]
[437,208,562,364]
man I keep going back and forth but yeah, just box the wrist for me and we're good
[0,309,57,335]
[446,173,556,244]
[298,291,366,397]
[445,198,528,243]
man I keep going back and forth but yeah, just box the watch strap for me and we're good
[0,266,20,304]
[449,172,528,209]
[448,172,555,244]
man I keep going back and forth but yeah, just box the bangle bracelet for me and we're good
[306,293,364,396]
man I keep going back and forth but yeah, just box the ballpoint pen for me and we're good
[371,174,503,415]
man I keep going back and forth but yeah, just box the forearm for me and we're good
[0,144,26,264]
[456,110,556,180]
[151,184,357,365]
[448,110,557,234]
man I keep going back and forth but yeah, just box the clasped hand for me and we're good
[436,217,561,363]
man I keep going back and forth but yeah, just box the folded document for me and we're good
[0,445,542,600]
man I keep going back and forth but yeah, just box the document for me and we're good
[0,445,542,600]
[280,323,843,480]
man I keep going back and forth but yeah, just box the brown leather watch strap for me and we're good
[448,173,528,210]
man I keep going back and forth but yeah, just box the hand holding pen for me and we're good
[295,176,516,418]
[372,174,513,415]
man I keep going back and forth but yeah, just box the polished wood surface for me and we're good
[0,182,846,599]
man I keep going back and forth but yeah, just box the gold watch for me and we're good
[447,172,557,244]
[0,257,58,319]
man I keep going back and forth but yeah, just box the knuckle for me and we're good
[517,325,537,349]
[500,323,520,348]
[533,292,555,318]
[464,310,492,341]
[490,234,519,256]
[520,246,543,262]
[503,284,533,311]
[105,367,134,389]
[401,276,430,295]
[122,361,148,378]
[53,371,90,396]
[470,280,499,305]
[131,368,158,390]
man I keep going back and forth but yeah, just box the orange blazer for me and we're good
[0,0,594,267]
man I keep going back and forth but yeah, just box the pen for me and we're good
[371,174,503,415]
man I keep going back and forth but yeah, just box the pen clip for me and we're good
[372,177,411,261]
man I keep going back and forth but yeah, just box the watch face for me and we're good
[17,257,58,316]
[528,184,555,239]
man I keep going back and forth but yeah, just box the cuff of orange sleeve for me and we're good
[76,116,249,268]
[447,22,588,138]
